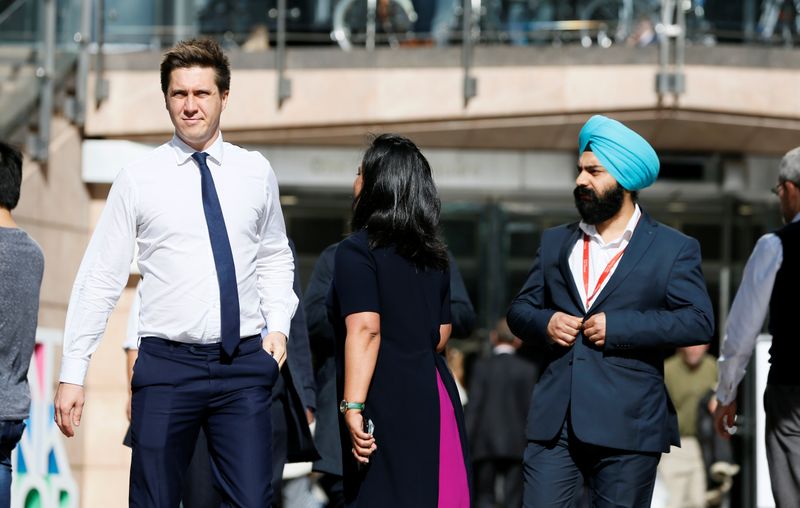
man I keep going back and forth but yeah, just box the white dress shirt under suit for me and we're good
[568,204,642,311]
[61,134,298,386]
[716,212,800,405]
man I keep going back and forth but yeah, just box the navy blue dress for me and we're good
[328,230,470,507]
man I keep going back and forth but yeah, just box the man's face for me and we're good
[776,180,800,224]
[165,66,228,151]
[679,344,708,369]
[574,151,625,225]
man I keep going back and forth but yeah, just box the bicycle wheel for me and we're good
[331,0,418,50]
[578,0,658,47]
[757,0,785,40]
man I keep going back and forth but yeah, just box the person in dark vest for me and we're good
[714,146,800,508]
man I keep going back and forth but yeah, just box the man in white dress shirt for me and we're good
[714,147,800,508]
[53,38,297,507]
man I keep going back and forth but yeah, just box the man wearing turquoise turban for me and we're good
[508,115,714,506]
[578,115,660,192]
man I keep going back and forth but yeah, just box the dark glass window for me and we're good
[682,224,722,261]
[441,219,478,258]
[289,216,347,257]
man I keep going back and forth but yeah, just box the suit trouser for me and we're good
[764,384,800,508]
[130,336,278,508]
[181,395,289,508]
[522,417,660,508]
[180,428,221,508]
[474,458,523,508]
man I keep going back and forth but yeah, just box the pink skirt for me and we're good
[436,370,470,508]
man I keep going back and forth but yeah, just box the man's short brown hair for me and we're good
[160,38,230,95]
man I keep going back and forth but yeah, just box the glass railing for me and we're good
[75,0,796,52]
[1,0,797,56]
[0,0,39,45]
[0,0,82,157]
[0,0,83,47]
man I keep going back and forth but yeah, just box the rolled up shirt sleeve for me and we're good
[716,233,783,405]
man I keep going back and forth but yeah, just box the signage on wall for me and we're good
[12,328,78,508]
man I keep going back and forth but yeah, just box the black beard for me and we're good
[573,184,625,225]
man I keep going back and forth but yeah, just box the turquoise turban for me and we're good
[578,115,660,191]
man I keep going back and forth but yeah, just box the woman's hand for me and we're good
[345,410,376,464]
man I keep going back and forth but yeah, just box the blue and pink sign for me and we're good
[12,329,78,508]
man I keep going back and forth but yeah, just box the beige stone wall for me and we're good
[83,64,800,137]
[79,61,800,155]
[14,117,135,507]
[16,118,91,330]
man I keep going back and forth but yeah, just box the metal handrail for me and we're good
[277,0,291,107]
[32,0,55,161]
[461,0,476,107]
[656,0,686,99]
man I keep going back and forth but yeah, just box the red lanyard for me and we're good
[582,234,626,308]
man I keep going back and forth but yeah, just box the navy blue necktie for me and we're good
[192,152,240,357]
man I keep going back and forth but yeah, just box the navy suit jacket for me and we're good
[507,211,714,453]
[276,240,319,463]
[466,352,540,461]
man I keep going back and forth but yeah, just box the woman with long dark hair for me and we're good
[328,134,470,507]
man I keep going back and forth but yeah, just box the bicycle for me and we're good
[578,0,660,47]
[757,0,800,45]
[331,0,418,51]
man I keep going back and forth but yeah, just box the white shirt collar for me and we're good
[492,344,516,355]
[792,212,800,224]
[171,132,224,166]
[579,203,642,247]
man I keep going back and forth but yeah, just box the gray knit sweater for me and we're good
[0,227,44,420]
